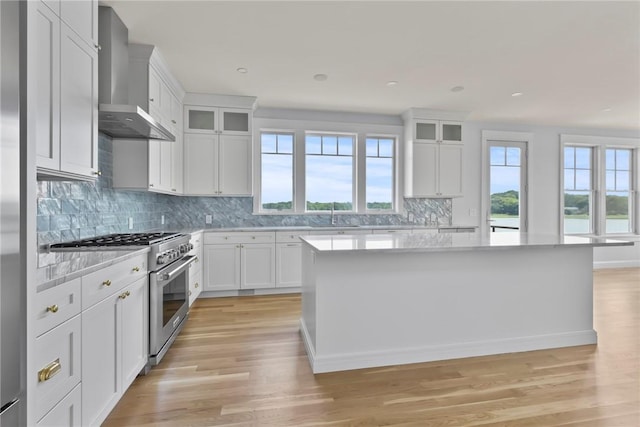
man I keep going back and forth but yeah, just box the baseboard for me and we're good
[299,319,316,369]
[594,260,640,269]
[309,330,597,374]
[198,287,301,299]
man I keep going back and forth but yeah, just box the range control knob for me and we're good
[156,254,166,265]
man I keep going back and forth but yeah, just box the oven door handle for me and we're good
[156,256,196,282]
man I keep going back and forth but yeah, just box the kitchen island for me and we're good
[299,232,634,373]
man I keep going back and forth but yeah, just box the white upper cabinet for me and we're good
[403,109,467,198]
[112,45,185,195]
[34,0,99,181]
[185,106,252,135]
[183,94,256,197]
[59,0,98,49]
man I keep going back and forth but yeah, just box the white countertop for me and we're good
[300,232,635,253]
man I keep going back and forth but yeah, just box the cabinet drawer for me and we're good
[34,315,81,421]
[204,231,275,244]
[82,253,147,310]
[37,383,81,427]
[189,251,202,276]
[275,231,309,243]
[35,277,81,337]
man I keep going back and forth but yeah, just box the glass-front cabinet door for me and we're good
[220,108,251,135]
[184,106,217,134]
[440,121,462,144]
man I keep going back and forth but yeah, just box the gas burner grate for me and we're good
[50,232,181,248]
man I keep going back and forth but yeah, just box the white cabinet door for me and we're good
[35,3,60,170]
[184,105,218,134]
[241,243,275,289]
[148,139,161,190]
[276,243,302,288]
[219,135,251,195]
[82,293,120,427]
[184,134,218,195]
[37,384,81,427]
[204,244,241,291]
[59,24,97,178]
[438,143,463,197]
[159,139,173,191]
[220,108,251,135]
[171,132,183,194]
[148,67,161,118]
[411,143,438,197]
[121,277,148,391]
[60,0,97,47]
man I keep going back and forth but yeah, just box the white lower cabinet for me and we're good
[37,384,82,427]
[82,276,147,427]
[276,243,303,288]
[203,232,275,291]
[34,315,82,422]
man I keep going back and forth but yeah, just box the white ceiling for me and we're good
[101,1,640,130]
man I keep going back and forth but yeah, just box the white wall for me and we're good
[454,121,640,268]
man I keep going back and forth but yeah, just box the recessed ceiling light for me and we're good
[602,108,612,112]
[511,92,523,97]
[450,86,464,92]
[313,73,328,82]
[386,81,398,87]
[236,67,248,74]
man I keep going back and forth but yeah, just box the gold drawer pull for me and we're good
[195,257,199,263]
[132,266,140,272]
[46,305,59,313]
[38,359,61,382]
[188,290,192,296]
[195,282,199,288]
[102,280,112,287]
[119,290,131,299]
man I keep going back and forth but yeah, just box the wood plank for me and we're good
[104,268,640,426]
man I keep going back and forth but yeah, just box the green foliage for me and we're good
[366,202,393,210]
[563,193,629,216]
[491,190,519,216]
[262,201,292,211]
[306,202,353,211]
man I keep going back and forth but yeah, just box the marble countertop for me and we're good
[183,224,477,233]
[300,232,635,253]
[37,248,150,292]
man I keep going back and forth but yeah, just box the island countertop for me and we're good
[300,232,634,253]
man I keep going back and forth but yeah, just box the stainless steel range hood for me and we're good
[98,7,174,141]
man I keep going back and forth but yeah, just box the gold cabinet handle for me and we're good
[132,266,140,272]
[118,290,130,299]
[92,170,102,176]
[195,256,199,263]
[102,280,112,287]
[46,304,59,313]
[188,290,192,296]
[195,282,199,288]
[38,359,61,382]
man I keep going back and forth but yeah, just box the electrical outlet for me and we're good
[205,214,213,224]
[161,215,165,225]
[128,217,134,229]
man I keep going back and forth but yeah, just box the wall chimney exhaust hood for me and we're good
[97,7,175,141]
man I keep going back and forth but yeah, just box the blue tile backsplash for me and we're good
[36,134,452,246]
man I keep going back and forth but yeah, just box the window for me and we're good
[365,137,394,211]
[564,146,593,234]
[605,148,632,233]
[561,135,638,236]
[488,143,527,232]
[305,133,354,211]
[260,132,294,211]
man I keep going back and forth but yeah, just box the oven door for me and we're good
[149,255,195,364]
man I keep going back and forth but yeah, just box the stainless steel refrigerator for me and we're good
[1,0,25,425]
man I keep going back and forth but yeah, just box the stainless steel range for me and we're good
[50,232,194,366]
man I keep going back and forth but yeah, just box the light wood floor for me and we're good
[104,268,640,427]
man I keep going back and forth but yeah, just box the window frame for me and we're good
[255,126,400,215]
[364,135,397,213]
[304,131,357,213]
[256,129,296,214]
[562,145,596,235]
[560,134,639,237]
